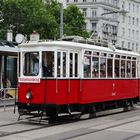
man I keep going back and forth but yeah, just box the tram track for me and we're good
[0,106,140,138]
[0,115,80,138]
[62,117,140,140]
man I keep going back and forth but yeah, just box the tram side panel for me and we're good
[80,79,138,104]
[46,79,80,105]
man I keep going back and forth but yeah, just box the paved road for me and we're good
[0,106,140,140]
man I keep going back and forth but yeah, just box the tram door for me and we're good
[56,51,80,105]
[67,52,80,104]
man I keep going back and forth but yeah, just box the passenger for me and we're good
[33,58,39,75]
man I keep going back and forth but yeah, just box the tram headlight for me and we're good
[26,91,32,99]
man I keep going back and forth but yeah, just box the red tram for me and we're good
[16,37,140,118]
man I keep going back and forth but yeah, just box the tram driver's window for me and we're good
[24,52,39,76]
[42,51,54,77]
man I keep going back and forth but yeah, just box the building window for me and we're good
[132,30,135,39]
[122,15,125,23]
[82,8,87,17]
[74,0,78,2]
[121,41,124,48]
[128,16,131,24]
[92,23,97,32]
[122,1,125,9]
[133,4,135,12]
[128,3,131,11]
[136,31,139,39]
[128,42,130,50]
[91,9,97,17]
[132,17,135,25]
[136,18,139,26]
[93,0,96,2]
[128,29,131,38]
[132,43,134,51]
[83,0,86,2]
[137,5,139,13]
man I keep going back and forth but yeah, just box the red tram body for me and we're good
[16,38,140,117]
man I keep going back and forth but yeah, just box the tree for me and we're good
[64,4,89,38]
[0,0,89,40]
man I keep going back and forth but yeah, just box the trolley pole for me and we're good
[60,3,64,38]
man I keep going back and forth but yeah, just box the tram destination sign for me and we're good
[18,77,40,83]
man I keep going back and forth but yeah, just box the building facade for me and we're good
[64,0,140,52]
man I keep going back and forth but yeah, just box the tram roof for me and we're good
[0,41,19,55]
[19,40,139,57]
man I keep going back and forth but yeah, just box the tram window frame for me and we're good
[42,51,54,78]
[69,52,79,78]
[83,54,91,78]
[115,55,120,78]
[57,51,67,78]
[100,53,107,78]
[132,60,136,78]
[121,56,126,78]
[126,57,131,78]
[92,56,99,78]
[107,54,113,78]
[23,52,39,76]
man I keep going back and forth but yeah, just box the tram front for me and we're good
[16,44,56,117]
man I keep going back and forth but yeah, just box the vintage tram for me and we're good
[16,37,140,118]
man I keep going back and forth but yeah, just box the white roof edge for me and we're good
[18,41,139,56]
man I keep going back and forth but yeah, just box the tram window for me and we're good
[24,52,39,76]
[100,57,106,78]
[57,52,61,77]
[92,57,99,78]
[126,60,131,78]
[75,53,78,77]
[115,59,120,78]
[93,52,99,56]
[84,55,91,78]
[107,58,113,78]
[132,61,136,77]
[63,52,66,77]
[42,51,54,77]
[70,52,78,77]
[121,60,125,78]
[85,51,92,55]
[70,53,73,77]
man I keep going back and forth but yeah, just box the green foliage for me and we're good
[0,0,89,40]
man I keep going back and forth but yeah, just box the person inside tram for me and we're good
[33,58,39,76]
[42,53,53,77]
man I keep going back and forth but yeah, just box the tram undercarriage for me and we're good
[16,97,138,120]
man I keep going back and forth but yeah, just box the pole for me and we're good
[60,3,64,38]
